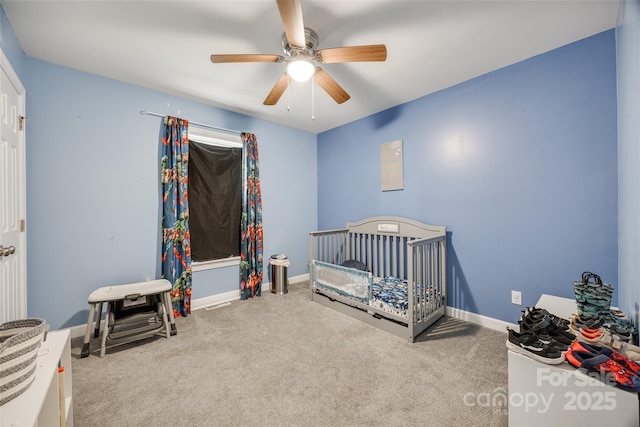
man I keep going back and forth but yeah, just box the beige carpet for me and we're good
[71,281,509,426]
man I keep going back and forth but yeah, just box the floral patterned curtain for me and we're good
[240,132,263,299]
[160,116,192,317]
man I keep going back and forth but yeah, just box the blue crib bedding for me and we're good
[312,261,436,320]
[370,277,410,318]
[370,277,438,319]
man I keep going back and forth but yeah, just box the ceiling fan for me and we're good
[210,0,387,106]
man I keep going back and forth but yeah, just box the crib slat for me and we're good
[372,235,378,277]
[433,242,438,310]
[400,237,405,282]
[350,233,355,260]
[427,244,432,313]
[413,244,419,321]
[324,235,327,262]
[389,236,394,278]
[384,236,389,277]
[349,233,357,259]
[363,235,371,265]
[418,244,425,321]
[416,244,421,321]
[324,234,328,263]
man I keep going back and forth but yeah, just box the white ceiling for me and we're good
[1,0,620,134]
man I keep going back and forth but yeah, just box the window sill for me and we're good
[192,256,240,272]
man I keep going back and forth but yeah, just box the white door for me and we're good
[0,49,26,323]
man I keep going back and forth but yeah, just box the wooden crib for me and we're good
[309,216,447,342]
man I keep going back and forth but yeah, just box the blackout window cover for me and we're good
[189,140,242,261]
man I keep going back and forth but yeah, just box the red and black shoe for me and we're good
[565,344,640,393]
[571,341,640,376]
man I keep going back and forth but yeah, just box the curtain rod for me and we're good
[140,110,243,136]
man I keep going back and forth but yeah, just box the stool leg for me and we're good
[100,302,111,358]
[164,291,177,336]
[159,297,170,339]
[93,302,103,338]
[80,303,96,358]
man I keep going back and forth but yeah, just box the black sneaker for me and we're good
[505,327,565,365]
[520,323,571,350]
[523,306,571,330]
[522,306,570,328]
[520,307,575,346]
[519,317,573,348]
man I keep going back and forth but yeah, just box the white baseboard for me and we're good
[446,306,517,333]
[191,273,309,311]
[68,274,311,340]
[69,276,515,340]
[191,289,240,311]
[288,273,309,285]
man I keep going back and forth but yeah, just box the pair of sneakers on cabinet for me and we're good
[505,306,574,365]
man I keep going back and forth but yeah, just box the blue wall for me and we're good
[22,59,317,330]
[617,0,640,328]
[317,30,618,324]
[1,1,630,330]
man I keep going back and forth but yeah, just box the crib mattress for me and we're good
[317,275,423,319]
[370,277,410,318]
[312,261,439,320]
[371,277,441,319]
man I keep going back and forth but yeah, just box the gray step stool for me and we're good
[81,279,177,358]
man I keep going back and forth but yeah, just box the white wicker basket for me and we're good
[0,318,47,406]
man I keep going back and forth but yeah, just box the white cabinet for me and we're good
[508,350,639,426]
[508,295,639,426]
[1,329,73,427]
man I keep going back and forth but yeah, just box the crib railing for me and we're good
[346,232,414,279]
[408,235,447,326]
[309,228,348,268]
[310,228,447,302]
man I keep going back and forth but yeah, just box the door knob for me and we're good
[0,245,15,257]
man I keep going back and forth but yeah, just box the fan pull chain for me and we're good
[287,74,291,112]
[311,79,315,121]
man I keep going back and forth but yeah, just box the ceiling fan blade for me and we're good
[263,73,289,105]
[317,44,387,64]
[277,0,306,48]
[210,54,284,63]
[313,68,350,104]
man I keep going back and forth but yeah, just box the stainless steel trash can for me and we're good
[269,255,289,294]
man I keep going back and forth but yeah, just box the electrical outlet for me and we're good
[511,290,522,305]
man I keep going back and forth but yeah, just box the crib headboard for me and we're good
[345,216,445,240]
[309,216,446,280]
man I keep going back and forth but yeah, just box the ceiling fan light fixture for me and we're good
[286,56,315,82]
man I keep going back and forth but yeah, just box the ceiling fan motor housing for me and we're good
[282,27,319,58]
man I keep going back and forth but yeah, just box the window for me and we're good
[188,127,243,266]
